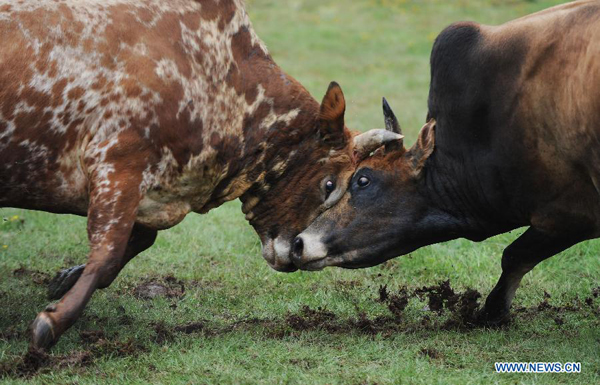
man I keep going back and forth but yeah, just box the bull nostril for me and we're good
[292,236,304,257]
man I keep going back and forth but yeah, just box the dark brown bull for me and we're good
[0,0,398,349]
[292,1,600,325]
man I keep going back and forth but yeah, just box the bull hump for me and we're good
[0,0,307,224]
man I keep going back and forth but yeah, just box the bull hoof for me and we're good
[476,307,511,327]
[47,264,85,300]
[30,312,57,350]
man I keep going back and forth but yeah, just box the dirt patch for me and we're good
[286,306,337,332]
[347,313,400,335]
[380,281,482,329]
[3,280,596,379]
[0,338,147,378]
[1,348,51,378]
[79,330,105,344]
[133,275,185,300]
[415,280,459,313]
[152,321,174,344]
[165,282,486,339]
[383,286,410,319]
[11,266,51,286]
[453,288,482,327]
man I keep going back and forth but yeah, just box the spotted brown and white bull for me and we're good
[292,1,600,325]
[0,0,399,349]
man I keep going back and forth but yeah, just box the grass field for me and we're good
[1,0,599,384]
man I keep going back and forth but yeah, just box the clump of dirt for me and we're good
[133,275,184,300]
[387,288,410,319]
[286,306,337,332]
[415,280,460,313]
[378,285,411,319]
[378,284,389,302]
[455,288,482,325]
[414,281,482,328]
[12,266,51,286]
[379,281,482,329]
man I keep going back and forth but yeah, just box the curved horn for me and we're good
[383,97,401,134]
[353,129,404,160]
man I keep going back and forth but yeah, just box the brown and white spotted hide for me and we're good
[0,0,358,262]
[0,0,367,349]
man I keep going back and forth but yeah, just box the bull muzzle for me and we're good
[290,233,329,270]
[262,236,298,272]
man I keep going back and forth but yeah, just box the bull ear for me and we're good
[318,81,347,148]
[409,119,436,173]
[382,97,404,152]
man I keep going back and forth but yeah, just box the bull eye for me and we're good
[325,180,335,196]
[357,176,370,188]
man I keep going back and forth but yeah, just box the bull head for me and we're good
[352,97,404,160]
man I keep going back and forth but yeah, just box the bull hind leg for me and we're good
[31,170,145,350]
[47,224,157,300]
[479,227,580,326]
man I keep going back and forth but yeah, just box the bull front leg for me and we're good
[47,224,157,300]
[31,168,145,350]
[479,227,580,325]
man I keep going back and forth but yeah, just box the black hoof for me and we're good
[476,307,511,327]
[30,312,57,350]
[47,264,85,300]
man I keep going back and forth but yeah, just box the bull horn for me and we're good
[383,97,401,134]
[353,129,404,159]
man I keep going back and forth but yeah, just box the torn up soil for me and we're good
[165,282,484,339]
[0,337,147,379]
[133,275,185,300]
[166,282,600,340]
[11,266,51,286]
[379,280,482,329]
[286,306,337,332]
[2,280,597,379]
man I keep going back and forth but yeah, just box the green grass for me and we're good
[1,0,599,384]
